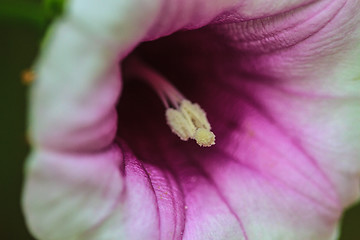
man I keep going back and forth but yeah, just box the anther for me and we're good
[124,56,215,147]
[166,100,215,147]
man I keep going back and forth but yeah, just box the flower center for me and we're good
[124,56,215,147]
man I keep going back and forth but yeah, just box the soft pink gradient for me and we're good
[23,0,360,239]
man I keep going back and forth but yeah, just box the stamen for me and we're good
[124,56,215,147]
[194,128,215,147]
[166,100,215,147]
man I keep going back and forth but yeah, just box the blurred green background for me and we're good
[0,0,359,239]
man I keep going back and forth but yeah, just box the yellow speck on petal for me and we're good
[195,128,215,147]
[21,69,35,85]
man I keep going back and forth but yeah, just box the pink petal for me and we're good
[23,0,360,239]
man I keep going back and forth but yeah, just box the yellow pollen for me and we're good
[195,128,215,147]
[166,108,195,141]
[124,56,215,147]
[166,100,215,147]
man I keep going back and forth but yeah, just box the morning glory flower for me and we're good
[23,0,360,239]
